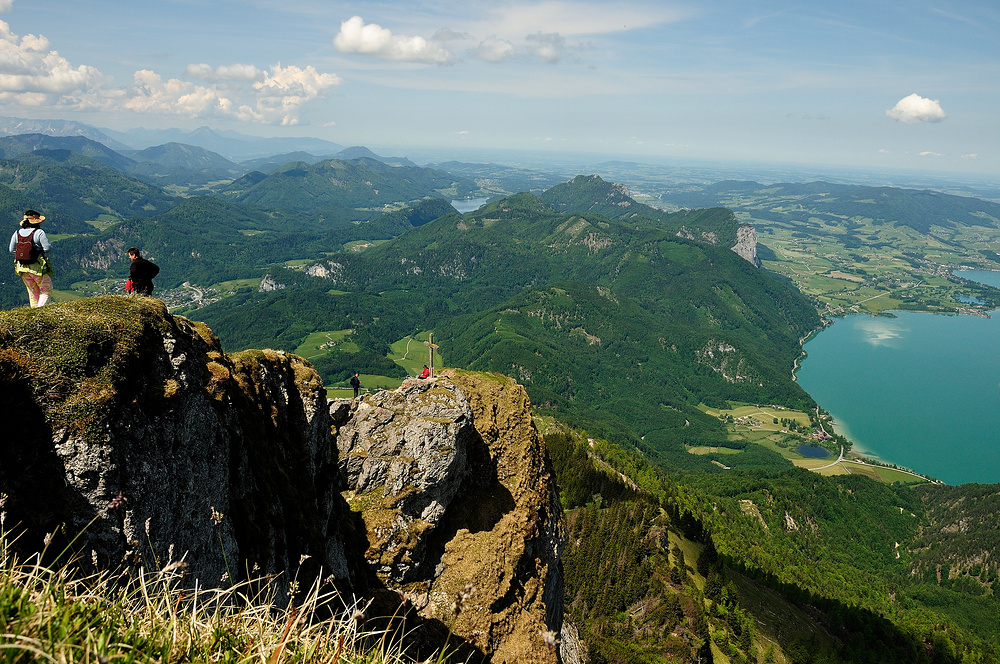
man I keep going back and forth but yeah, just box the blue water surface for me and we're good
[797,310,1000,485]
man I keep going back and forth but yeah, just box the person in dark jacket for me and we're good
[350,373,361,398]
[126,247,159,296]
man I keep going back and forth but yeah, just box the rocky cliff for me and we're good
[0,296,345,588]
[0,296,565,662]
[730,223,761,267]
[332,370,564,663]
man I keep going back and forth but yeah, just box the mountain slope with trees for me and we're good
[190,184,820,471]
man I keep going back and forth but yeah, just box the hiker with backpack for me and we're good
[8,210,54,308]
[125,247,159,296]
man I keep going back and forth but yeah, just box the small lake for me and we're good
[796,296,1000,484]
[795,444,831,459]
[451,197,490,214]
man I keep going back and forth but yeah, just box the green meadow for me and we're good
[693,403,928,485]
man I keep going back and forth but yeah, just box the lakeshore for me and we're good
[796,306,1000,485]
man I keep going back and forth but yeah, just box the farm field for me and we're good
[694,403,929,484]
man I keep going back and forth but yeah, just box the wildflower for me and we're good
[253,562,261,573]
[144,517,151,536]
[540,630,558,652]
[298,553,311,565]
[43,531,53,547]
[168,543,175,561]
[108,492,126,510]
[220,572,229,582]
[91,549,98,567]
[350,608,365,623]
[210,506,224,525]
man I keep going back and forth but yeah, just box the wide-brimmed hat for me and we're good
[22,210,45,223]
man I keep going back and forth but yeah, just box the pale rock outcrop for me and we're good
[333,371,566,664]
[1,298,567,663]
[731,223,761,267]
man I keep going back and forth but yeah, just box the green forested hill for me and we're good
[540,174,740,246]
[192,187,820,471]
[50,196,330,289]
[548,425,1000,663]
[0,133,135,171]
[217,157,476,223]
[0,151,179,234]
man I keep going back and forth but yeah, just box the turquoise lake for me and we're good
[795,270,1000,485]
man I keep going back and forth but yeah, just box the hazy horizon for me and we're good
[1,1,997,178]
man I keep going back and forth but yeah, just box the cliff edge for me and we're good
[0,297,564,662]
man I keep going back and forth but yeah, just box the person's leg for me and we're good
[36,276,52,306]
[21,273,39,307]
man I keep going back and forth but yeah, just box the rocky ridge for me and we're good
[0,296,565,662]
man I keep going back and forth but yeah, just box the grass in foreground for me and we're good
[0,534,451,664]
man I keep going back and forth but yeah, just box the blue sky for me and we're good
[0,0,997,176]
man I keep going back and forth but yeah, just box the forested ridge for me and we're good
[547,425,1000,663]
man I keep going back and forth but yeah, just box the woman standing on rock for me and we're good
[8,210,54,308]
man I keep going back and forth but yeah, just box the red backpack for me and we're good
[14,229,39,264]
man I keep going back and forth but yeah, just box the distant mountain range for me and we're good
[0,115,344,161]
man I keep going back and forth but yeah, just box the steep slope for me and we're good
[0,298,566,662]
[333,370,565,663]
[0,296,345,588]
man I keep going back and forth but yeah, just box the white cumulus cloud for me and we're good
[885,93,947,123]
[0,21,104,104]
[126,63,340,125]
[334,16,453,65]
[471,36,516,63]
[0,22,338,124]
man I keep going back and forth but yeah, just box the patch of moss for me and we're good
[0,296,174,436]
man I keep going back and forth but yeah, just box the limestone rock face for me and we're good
[0,296,348,588]
[731,223,761,267]
[333,379,475,582]
[1,298,566,662]
[335,371,565,664]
